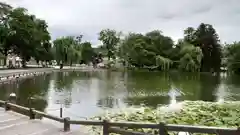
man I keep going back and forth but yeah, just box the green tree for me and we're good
[183,23,222,72]
[98,29,120,60]
[81,42,94,64]
[0,2,11,65]
[4,7,52,67]
[224,42,240,74]
[119,31,174,70]
[53,36,82,65]
[178,42,203,72]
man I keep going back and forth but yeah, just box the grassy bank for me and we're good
[87,101,240,134]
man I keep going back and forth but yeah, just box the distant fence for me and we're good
[0,100,239,135]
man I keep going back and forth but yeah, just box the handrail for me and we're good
[69,120,103,126]
[109,127,152,135]
[34,110,64,123]
[0,100,239,135]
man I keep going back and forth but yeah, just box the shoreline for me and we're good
[0,68,54,83]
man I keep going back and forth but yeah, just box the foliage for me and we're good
[81,42,94,64]
[0,4,52,66]
[99,29,121,60]
[0,2,231,72]
[183,23,222,72]
[224,42,240,74]
[119,32,170,69]
[118,31,203,71]
[88,101,240,135]
[53,36,95,65]
[114,23,221,72]
[53,36,81,65]
[178,43,203,71]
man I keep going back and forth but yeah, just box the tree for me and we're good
[224,42,240,74]
[4,7,53,67]
[183,23,222,72]
[0,2,11,65]
[81,42,94,64]
[98,29,120,60]
[178,42,203,72]
[118,31,175,70]
[31,18,52,65]
[53,36,82,65]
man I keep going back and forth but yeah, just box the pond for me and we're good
[0,70,240,119]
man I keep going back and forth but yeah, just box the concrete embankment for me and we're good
[0,67,105,83]
[0,68,54,83]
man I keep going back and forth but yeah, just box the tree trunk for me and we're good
[3,57,6,66]
[3,50,8,66]
[21,59,26,68]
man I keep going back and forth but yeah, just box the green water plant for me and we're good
[87,101,240,134]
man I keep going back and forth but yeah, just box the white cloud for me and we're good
[2,0,240,45]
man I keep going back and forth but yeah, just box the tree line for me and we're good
[0,2,240,73]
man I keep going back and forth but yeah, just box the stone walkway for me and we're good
[0,108,88,135]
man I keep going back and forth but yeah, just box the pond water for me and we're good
[0,71,240,119]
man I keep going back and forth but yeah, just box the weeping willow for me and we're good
[155,55,173,71]
[179,44,203,72]
[67,44,81,65]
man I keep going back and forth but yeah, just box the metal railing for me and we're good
[0,100,239,135]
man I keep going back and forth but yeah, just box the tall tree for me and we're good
[183,23,222,72]
[53,36,81,65]
[225,42,240,74]
[98,29,120,60]
[81,42,94,64]
[0,2,11,65]
[178,42,203,72]
[5,8,52,67]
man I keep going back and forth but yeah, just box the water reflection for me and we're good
[0,71,239,118]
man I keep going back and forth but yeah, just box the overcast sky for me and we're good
[2,0,240,45]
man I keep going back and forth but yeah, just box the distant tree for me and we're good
[98,29,120,60]
[178,42,203,72]
[119,31,175,70]
[183,23,222,72]
[53,36,81,65]
[81,42,94,64]
[224,42,240,74]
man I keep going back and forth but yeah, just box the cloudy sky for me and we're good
[2,0,240,45]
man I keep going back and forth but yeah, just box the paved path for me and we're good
[0,108,88,135]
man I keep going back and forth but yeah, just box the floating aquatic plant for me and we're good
[87,101,240,135]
